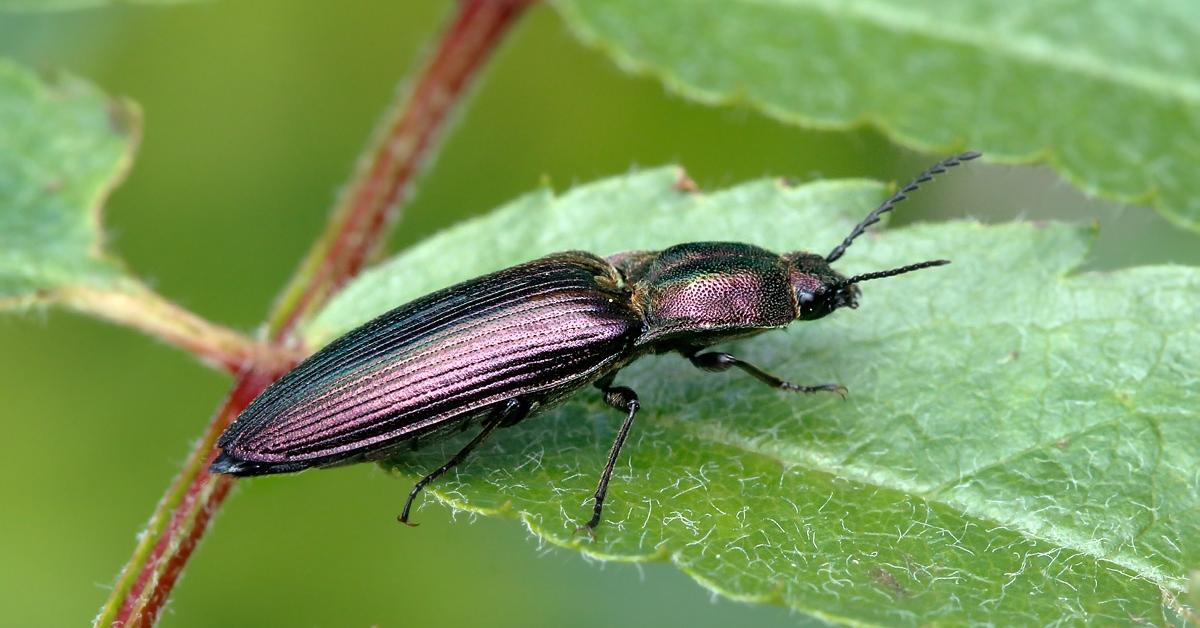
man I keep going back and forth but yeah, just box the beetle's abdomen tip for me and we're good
[210,450,248,476]
[210,449,308,476]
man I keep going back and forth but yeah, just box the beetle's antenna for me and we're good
[843,259,950,286]
[825,151,981,263]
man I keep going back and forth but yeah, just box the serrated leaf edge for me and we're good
[548,0,1183,229]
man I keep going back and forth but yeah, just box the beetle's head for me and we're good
[784,151,982,321]
[785,252,859,321]
[787,253,951,321]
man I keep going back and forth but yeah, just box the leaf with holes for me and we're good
[549,0,1200,233]
[307,168,1199,625]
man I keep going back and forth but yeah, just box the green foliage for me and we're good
[309,169,1199,625]
[0,59,136,307]
[551,0,1200,232]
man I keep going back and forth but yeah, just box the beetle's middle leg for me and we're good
[685,350,846,397]
[398,397,529,526]
[580,373,640,533]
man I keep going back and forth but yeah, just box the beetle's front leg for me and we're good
[686,351,846,397]
[579,373,640,533]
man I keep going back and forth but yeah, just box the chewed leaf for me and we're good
[0,59,137,307]
[550,0,1200,232]
[309,168,1199,625]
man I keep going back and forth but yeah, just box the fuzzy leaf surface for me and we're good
[0,59,137,307]
[309,168,1199,625]
[550,0,1200,231]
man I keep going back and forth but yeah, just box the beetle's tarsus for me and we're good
[584,500,604,531]
[780,382,847,397]
[575,508,602,537]
[573,522,598,539]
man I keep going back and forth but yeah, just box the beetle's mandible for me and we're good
[212,152,980,531]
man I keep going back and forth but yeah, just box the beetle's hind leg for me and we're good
[579,373,640,534]
[398,397,529,526]
[686,350,846,397]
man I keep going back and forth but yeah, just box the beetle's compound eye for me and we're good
[795,285,840,321]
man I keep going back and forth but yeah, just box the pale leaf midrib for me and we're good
[684,417,1177,589]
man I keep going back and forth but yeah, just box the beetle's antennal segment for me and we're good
[825,151,981,264]
[844,259,950,285]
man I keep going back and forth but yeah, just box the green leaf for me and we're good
[0,59,138,307]
[0,60,267,371]
[548,0,1200,232]
[309,168,1199,625]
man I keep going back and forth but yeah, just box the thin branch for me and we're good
[58,281,298,374]
[95,2,536,626]
[93,369,273,628]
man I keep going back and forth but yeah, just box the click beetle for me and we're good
[212,152,980,530]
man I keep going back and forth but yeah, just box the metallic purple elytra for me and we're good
[212,152,980,530]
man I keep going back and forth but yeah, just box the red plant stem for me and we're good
[96,2,534,626]
[105,370,274,627]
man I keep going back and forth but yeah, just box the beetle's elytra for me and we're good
[213,152,980,530]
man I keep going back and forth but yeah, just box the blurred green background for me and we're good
[1,2,1196,626]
